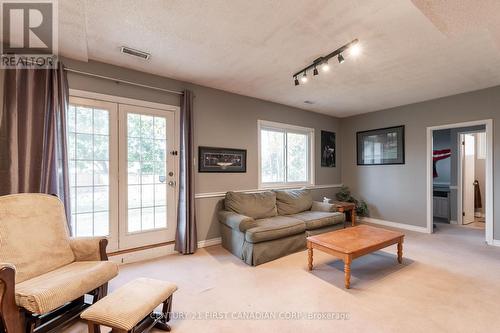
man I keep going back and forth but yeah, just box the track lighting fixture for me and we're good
[292,39,359,86]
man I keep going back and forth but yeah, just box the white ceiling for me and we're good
[56,0,500,117]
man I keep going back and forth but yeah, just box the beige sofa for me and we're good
[0,194,118,333]
[218,189,345,266]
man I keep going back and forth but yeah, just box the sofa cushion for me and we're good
[0,194,76,283]
[225,191,277,219]
[274,189,313,215]
[288,211,345,230]
[15,261,119,314]
[245,216,305,243]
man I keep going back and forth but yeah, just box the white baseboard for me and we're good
[361,217,429,233]
[198,237,222,248]
[110,237,222,265]
[492,240,500,247]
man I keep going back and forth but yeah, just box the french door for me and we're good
[68,96,178,251]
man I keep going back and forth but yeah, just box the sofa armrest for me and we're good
[70,237,109,261]
[218,211,258,232]
[311,201,338,212]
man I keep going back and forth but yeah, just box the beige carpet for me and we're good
[64,223,500,333]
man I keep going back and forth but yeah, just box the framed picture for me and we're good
[321,130,336,167]
[357,125,405,165]
[198,146,247,173]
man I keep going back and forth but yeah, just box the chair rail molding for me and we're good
[194,184,343,199]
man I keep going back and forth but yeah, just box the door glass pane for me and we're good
[261,129,285,183]
[287,132,308,182]
[127,113,168,233]
[67,105,111,237]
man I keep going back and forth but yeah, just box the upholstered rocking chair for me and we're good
[0,194,119,333]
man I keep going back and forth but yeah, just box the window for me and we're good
[258,120,314,187]
[68,95,178,251]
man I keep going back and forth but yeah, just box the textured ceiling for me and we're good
[54,0,500,117]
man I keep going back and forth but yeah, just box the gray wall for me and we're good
[341,86,499,240]
[62,59,342,242]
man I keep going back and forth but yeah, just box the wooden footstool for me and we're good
[81,278,177,333]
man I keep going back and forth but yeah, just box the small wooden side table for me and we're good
[331,201,356,227]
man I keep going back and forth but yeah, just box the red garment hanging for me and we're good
[433,149,451,178]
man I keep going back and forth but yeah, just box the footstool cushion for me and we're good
[81,278,177,331]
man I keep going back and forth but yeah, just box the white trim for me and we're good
[109,238,222,265]
[492,240,500,247]
[257,119,315,189]
[197,237,222,248]
[69,89,180,113]
[361,217,429,233]
[194,184,343,199]
[426,119,494,244]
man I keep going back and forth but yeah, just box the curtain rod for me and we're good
[64,67,184,95]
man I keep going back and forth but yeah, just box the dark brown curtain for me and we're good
[0,64,71,223]
[175,90,197,254]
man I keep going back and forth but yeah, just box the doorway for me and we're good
[426,120,493,244]
[68,91,179,251]
[460,132,487,228]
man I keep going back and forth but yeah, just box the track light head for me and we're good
[321,62,330,72]
[338,54,345,64]
[300,72,308,83]
[294,76,299,86]
[349,43,361,57]
[313,67,319,76]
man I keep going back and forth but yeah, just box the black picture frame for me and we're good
[356,125,405,165]
[198,146,247,173]
[320,130,336,167]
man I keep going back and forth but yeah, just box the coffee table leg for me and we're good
[344,256,352,289]
[307,242,313,271]
[397,239,403,264]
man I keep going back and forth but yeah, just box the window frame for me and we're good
[258,120,315,189]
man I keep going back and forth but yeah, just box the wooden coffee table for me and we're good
[307,225,404,289]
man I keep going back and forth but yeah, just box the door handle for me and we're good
[168,180,176,187]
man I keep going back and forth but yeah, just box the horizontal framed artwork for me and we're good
[198,146,247,173]
[357,125,405,165]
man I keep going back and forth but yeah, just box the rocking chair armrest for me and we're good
[0,264,24,331]
[70,237,109,261]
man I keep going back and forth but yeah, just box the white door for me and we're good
[67,97,119,250]
[118,104,178,249]
[462,134,475,224]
